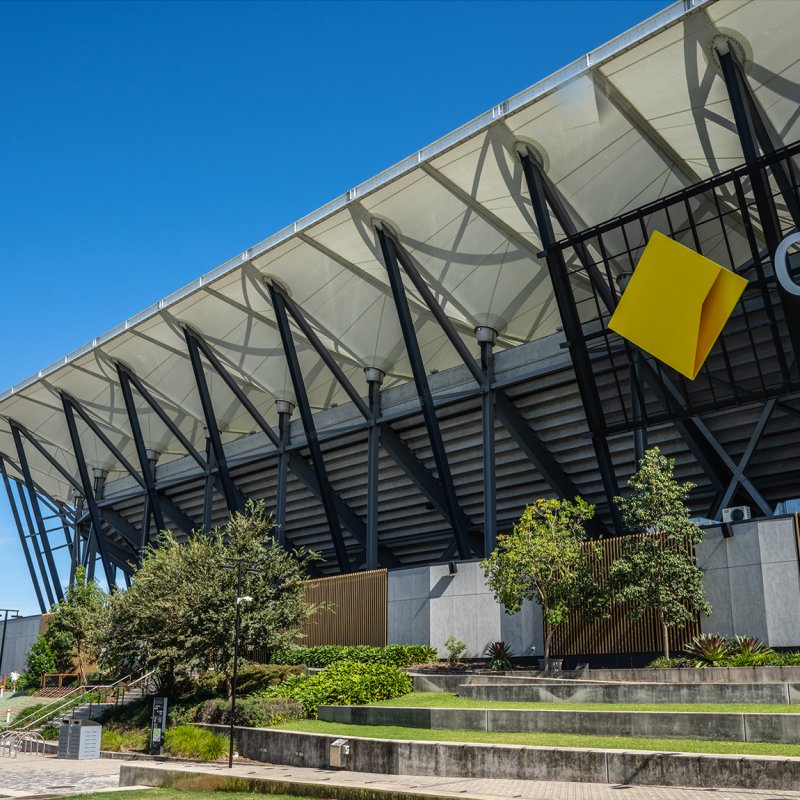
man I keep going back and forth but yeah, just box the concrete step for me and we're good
[319,703,800,744]
[458,680,800,705]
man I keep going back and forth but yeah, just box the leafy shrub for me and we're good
[273,644,436,668]
[10,703,46,726]
[99,697,153,728]
[647,656,692,668]
[181,695,305,727]
[444,635,466,664]
[683,634,730,667]
[732,635,772,655]
[40,724,59,741]
[268,660,411,718]
[165,725,229,760]
[101,726,149,752]
[486,641,514,671]
[236,664,305,695]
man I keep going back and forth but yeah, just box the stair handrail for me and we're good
[1,684,86,732]
[123,668,157,694]
[6,673,132,733]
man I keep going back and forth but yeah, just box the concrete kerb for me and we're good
[119,763,464,800]
[207,725,800,790]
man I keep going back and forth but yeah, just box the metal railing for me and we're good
[2,669,157,733]
[0,731,45,758]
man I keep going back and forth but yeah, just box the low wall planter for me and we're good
[200,725,800,791]
[318,704,800,744]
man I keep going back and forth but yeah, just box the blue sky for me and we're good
[0,0,670,615]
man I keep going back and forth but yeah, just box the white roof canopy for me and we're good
[2,0,797,503]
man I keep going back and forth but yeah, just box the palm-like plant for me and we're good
[486,641,514,671]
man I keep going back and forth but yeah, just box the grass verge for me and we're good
[370,691,800,714]
[274,719,800,757]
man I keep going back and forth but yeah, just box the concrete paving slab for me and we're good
[122,758,800,800]
[0,753,120,797]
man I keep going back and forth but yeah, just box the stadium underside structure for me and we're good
[4,0,800,611]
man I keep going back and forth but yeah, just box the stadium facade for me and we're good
[3,0,800,654]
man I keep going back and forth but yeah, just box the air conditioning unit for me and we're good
[722,506,751,523]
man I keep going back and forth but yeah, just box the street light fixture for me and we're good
[221,559,258,769]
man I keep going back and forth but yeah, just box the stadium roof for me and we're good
[1,0,797,504]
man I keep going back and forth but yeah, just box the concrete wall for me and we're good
[696,517,800,646]
[190,726,800,790]
[319,704,800,743]
[458,680,799,705]
[387,560,543,659]
[385,518,800,658]
[0,614,41,677]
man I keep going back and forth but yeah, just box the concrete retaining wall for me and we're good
[203,726,800,790]
[587,666,800,683]
[459,680,800,705]
[319,705,800,743]
[410,669,800,693]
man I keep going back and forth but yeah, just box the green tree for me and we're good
[19,636,56,691]
[44,565,107,682]
[609,447,711,659]
[481,497,603,663]
[101,501,320,696]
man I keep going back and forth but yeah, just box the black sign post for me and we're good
[149,696,168,756]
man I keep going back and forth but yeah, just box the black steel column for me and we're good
[11,426,64,600]
[365,368,383,570]
[185,330,245,516]
[0,458,45,612]
[61,396,116,588]
[519,151,622,532]
[718,47,800,361]
[16,481,55,607]
[268,283,351,572]
[376,225,472,559]
[202,430,215,532]
[477,326,497,556]
[117,363,166,540]
[275,401,293,547]
[69,490,83,585]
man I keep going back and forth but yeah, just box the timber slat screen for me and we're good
[299,568,388,647]
[551,533,701,657]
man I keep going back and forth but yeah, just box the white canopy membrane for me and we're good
[1,0,798,506]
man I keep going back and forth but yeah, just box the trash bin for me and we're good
[57,719,102,760]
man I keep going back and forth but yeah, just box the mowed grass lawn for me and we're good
[368,691,800,714]
[50,791,313,800]
[273,718,800,758]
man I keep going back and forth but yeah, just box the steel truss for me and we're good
[9,44,800,593]
[547,61,800,523]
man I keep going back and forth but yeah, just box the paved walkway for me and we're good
[123,758,800,800]
[0,753,121,797]
[4,753,800,799]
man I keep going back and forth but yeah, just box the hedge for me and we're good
[273,644,436,668]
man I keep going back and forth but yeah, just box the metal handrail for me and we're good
[2,668,158,733]
[2,684,86,731]
[6,674,132,732]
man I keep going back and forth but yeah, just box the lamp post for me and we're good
[222,558,257,769]
[0,609,19,684]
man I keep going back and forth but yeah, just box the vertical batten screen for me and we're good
[299,568,388,647]
[551,534,701,657]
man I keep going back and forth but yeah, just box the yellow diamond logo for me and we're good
[608,231,747,380]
